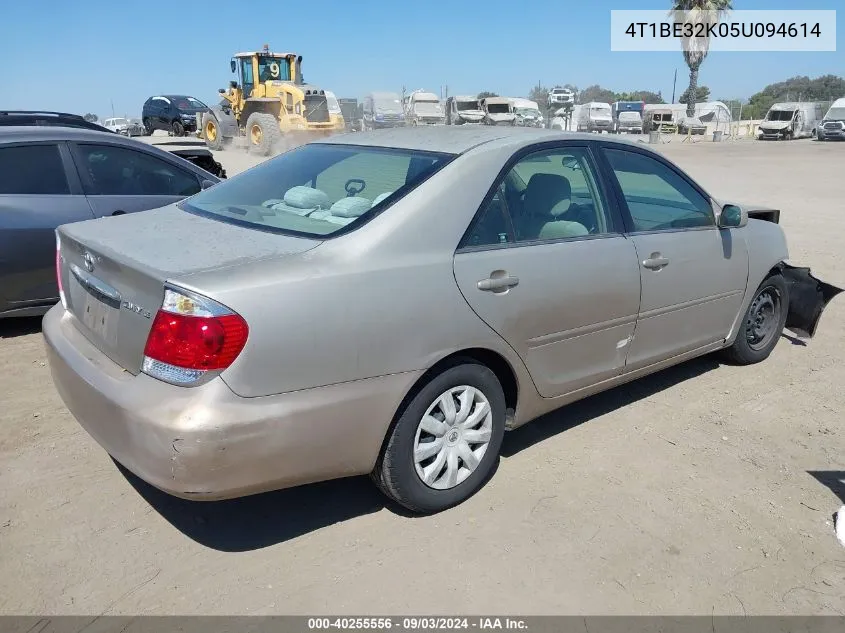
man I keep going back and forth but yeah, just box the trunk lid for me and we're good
[57,205,321,374]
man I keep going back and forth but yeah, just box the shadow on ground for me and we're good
[120,355,722,551]
[807,471,845,504]
[0,316,42,339]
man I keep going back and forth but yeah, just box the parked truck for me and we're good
[480,97,516,126]
[511,98,544,128]
[815,97,845,141]
[445,96,484,125]
[611,101,645,134]
[404,90,445,126]
[758,102,825,140]
[362,92,406,130]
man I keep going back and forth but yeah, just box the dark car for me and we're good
[142,95,209,137]
[0,126,222,319]
[0,111,112,133]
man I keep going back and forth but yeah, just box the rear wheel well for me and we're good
[375,349,519,466]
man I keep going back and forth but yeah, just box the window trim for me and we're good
[594,143,717,236]
[456,140,626,254]
[68,141,202,197]
[0,141,80,196]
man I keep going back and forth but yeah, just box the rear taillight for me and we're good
[55,231,67,310]
[142,288,248,386]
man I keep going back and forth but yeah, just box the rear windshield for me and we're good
[179,143,453,237]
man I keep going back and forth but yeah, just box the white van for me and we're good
[576,102,613,133]
[817,97,845,140]
[510,98,543,128]
[758,102,825,140]
[103,117,130,135]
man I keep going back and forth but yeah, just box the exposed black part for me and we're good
[781,263,843,338]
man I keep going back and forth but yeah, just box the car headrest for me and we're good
[330,196,372,218]
[523,173,571,218]
[283,186,329,210]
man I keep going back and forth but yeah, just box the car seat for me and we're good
[520,173,588,240]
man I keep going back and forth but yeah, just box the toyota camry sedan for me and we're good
[44,127,841,514]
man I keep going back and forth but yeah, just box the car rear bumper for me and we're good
[43,305,422,501]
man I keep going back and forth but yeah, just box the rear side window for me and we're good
[0,144,69,195]
[180,143,453,237]
[74,144,201,197]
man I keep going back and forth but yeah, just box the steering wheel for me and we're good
[345,178,366,197]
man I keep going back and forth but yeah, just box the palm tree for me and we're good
[670,0,733,116]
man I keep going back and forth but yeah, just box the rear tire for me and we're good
[722,273,789,365]
[142,118,153,135]
[245,112,280,156]
[202,112,224,151]
[372,361,506,514]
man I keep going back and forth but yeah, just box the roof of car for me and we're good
[0,125,130,142]
[317,126,644,155]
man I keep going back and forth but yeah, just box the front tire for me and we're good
[202,112,224,150]
[722,273,789,365]
[171,120,185,137]
[245,112,281,156]
[373,362,506,514]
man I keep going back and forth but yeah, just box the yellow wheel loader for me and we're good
[199,45,345,156]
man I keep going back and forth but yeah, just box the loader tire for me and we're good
[245,113,280,156]
[202,112,224,151]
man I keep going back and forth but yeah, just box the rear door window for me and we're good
[72,144,201,197]
[0,144,70,195]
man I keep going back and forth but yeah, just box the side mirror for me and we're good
[718,203,748,228]
[201,179,216,190]
[230,60,237,73]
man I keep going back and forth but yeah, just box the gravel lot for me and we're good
[1,134,843,615]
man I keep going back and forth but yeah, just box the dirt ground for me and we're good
[1,134,843,616]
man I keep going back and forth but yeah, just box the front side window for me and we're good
[0,144,69,195]
[180,143,453,237]
[603,148,714,232]
[75,144,201,197]
[462,146,612,248]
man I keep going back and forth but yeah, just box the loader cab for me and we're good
[231,49,300,99]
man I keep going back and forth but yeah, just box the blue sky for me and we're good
[2,0,841,118]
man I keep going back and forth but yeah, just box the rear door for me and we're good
[68,141,202,217]
[0,142,94,313]
[598,146,749,371]
[453,142,641,398]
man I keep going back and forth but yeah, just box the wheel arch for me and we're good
[724,218,790,345]
[207,105,238,138]
[373,347,520,469]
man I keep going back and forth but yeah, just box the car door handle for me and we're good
[642,254,669,270]
[477,274,519,291]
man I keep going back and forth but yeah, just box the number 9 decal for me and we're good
[269,62,280,78]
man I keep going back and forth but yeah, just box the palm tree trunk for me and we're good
[686,66,698,117]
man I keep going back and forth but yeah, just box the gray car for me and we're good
[0,126,220,318]
[44,127,841,514]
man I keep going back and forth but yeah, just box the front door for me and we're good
[599,146,749,371]
[453,144,641,398]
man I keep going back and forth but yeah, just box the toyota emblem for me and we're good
[83,252,95,273]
